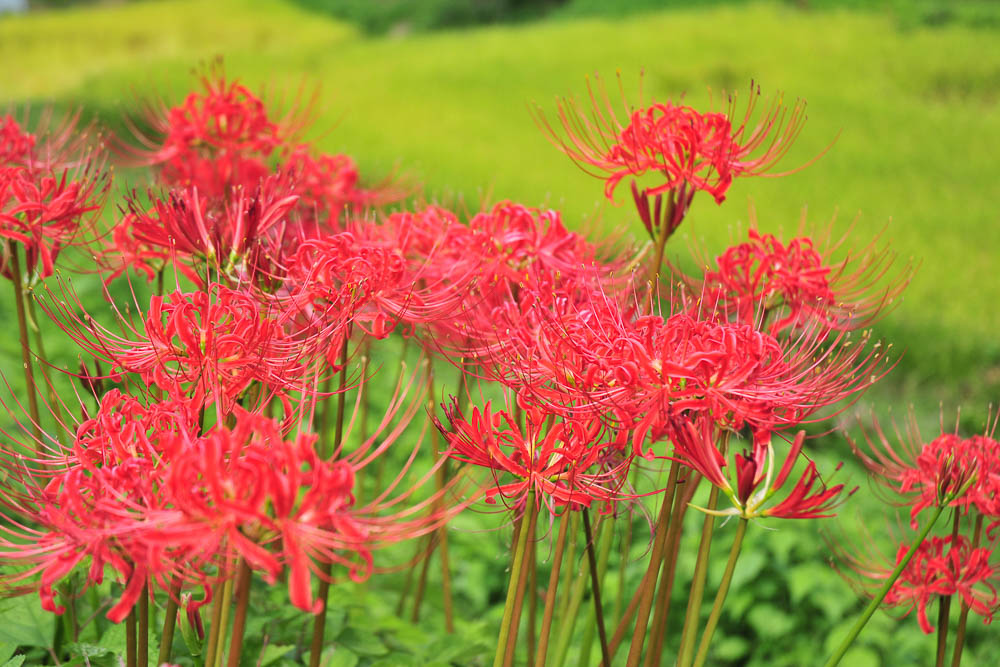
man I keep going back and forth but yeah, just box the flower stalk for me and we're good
[823,504,945,667]
[692,517,748,667]
[494,492,537,667]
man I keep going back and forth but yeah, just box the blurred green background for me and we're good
[2,0,999,665]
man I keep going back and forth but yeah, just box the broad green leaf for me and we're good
[335,627,388,657]
[258,643,295,666]
[711,636,750,662]
[320,647,358,667]
[746,603,795,639]
[840,646,881,667]
[1,656,25,667]
[0,597,55,648]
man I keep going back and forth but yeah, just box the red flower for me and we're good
[433,394,628,512]
[113,173,299,286]
[1,112,109,279]
[536,77,811,239]
[686,220,913,335]
[850,411,1000,526]
[839,534,1000,635]
[44,283,324,413]
[676,423,851,520]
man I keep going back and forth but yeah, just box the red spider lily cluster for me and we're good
[836,413,1000,637]
[0,64,979,667]
[0,67,471,662]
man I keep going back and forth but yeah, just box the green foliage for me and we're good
[290,0,563,34]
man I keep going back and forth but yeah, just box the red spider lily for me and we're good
[1,112,109,280]
[159,407,370,613]
[481,278,891,457]
[850,411,1000,526]
[120,63,313,196]
[0,116,35,165]
[40,282,328,415]
[433,393,629,512]
[1,108,95,171]
[0,352,463,621]
[841,533,998,634]
[108,172,299,286]
[285,145,401,223]
[0,391,201,623]
[286,220,476,349]
[676,422,851,519]
[535,76,811,239]
[1,164,109,279]
[683,217,914,335]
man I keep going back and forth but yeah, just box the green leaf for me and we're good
[97,622,126,656]
[839,646,881,667]
[66,642,112,658]
[335,627,388,657]
[369,654,422,667]
[0,597,54,648]
[746,603,796,639]
[321,647,358,667]
[0,643,15,664]
[711,636,750,662]
[1,656,25,667]
[258,643,294,666]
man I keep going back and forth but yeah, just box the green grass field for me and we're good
[2,1,999,664]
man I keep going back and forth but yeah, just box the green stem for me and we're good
[676,485,720,667]
[550,514,589,667]
[138,585,148,667]
[203,579,225,667]
[26,295,68,447]
[692,518,748,667]
[213,575,235,667]
[158,578,183,666]
[7,241,42,443]
[646,474,699,667]
[226,560,254,667]
[503,506,537,667]
[528,534,538,666]
[535,510,570,667]
[582,509,612,666]
[951,513,984,667]
[824,505,945,667]
[625,462,681,667]
[495,493,537,667]
[936,510,961,667]
[126,605,137,667]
